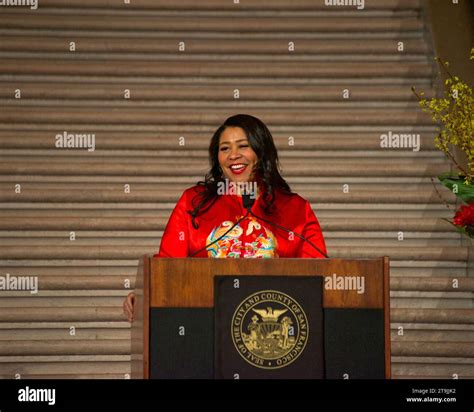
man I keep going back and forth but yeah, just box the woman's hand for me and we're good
[123,292,136,323]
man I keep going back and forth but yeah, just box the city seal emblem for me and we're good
[231,290,309,369]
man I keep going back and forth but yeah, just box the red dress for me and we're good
[156,185,327,258]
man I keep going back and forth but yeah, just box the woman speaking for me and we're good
[123,114,327,321]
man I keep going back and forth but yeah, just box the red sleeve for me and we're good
[298,200,327,258]
[155,191,190,257]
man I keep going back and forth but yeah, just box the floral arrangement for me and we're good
[412,50,473,239]
[453,203,474,238]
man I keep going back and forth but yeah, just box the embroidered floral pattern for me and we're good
[206,216,278,258]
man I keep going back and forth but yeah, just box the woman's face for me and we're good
[218,127,258,183]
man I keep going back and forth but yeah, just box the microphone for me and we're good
[242,193,255,210]
[242,192,329,259]
[190,190,329,258]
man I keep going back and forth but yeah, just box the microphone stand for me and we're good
[190,191,329,259]
[242,194,329,259]
[190,211,250,257]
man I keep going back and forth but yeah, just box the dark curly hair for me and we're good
[188,114,292,229]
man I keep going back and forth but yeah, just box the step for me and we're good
[0,83,434,101]
[0,307,123,322]
[391,277,474,292]
[0,181,451,193]
[0,261,462,277]
[0,340,130,356]
[0,217,455,232]
[0,130,439,150]
[392,329,474,342]
[391,309,474,324]
[16,0,421,11]
[2,342,472,368]
[0,37,428,55]
[0,274,471,292]
[0,259,140,267]
[1,100,430,111]
[0,266,137,277]
[0,60,432,78]
[0,75,434,86]
[0,373,128,379]
[0,147,444,159]
[392,358,474,378]
[0,321,130,329]
[0,205,455,219]
[392,342,474,358]
[0,189,456,204]
[391,266,469,278]
[0,108,435,127]
[0,358,130,375]
[0,15,423,32]
[0,296,124,309]
[0,154,445,164]
[0,237,462,249]
[0,205,454,218]
[0,328,130,341]
[390,291,473,309]
[0,161,447,177]
[0,246,468,261]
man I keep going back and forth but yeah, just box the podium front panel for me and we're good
[324,308,385,379]
[149,308,214,379]
[214,276,324,379]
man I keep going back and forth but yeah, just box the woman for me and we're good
[123,114,327,321]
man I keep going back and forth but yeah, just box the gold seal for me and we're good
[231,290,309,369]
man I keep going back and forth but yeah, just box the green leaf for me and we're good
[438,173,474,203]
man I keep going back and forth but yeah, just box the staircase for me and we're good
[0,0,472,379]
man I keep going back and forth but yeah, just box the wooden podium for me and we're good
[131,256,390,379]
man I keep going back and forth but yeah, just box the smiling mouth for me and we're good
[229,164,248,175]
